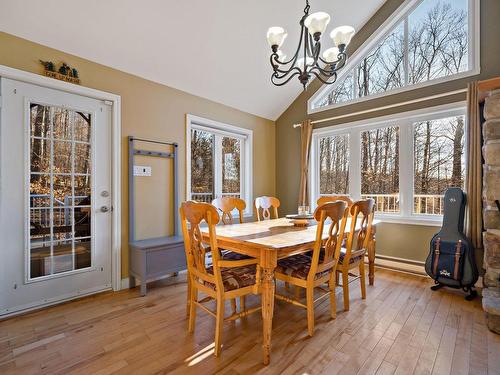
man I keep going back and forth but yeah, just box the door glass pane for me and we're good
[74,143,91,174]
[29,103,93,279]
[75,238,91,270]
[190,129,214,202]
[30,138,51,173]
[361,126,400,213]
[222,136,241,198]
[319,134,350,194]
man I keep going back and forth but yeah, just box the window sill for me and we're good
[375,214,443,227]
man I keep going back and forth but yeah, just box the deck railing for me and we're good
[190,192,241,203]
[316,193,444,215]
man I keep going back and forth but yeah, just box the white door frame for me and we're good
[0,64,122,292]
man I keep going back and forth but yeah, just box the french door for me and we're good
[0,78,112,316]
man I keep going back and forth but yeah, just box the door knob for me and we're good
[100,205,110,213]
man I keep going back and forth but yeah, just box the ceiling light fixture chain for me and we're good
[266,0,355,89]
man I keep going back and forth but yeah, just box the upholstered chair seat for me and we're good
[276,254,330,280]
[205,264,257,292]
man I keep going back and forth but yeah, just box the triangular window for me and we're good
[309,0,478,113]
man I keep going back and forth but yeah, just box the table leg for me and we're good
[260,250,276,365]
[368,235,376,286]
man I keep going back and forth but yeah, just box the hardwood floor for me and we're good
[0,269,498,375]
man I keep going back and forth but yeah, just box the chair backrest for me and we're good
[308,201,348,279]
[179,201,222,288]
[211,197,246,225]
[254,196,280,221]
[343,199,375,263]
[316,195,354,209]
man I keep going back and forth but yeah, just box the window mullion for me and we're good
[214,134,222,200]
[404,16,409,86]
[399,121,413,218]
[349,130,361,200]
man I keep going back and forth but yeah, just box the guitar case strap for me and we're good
[454,240,462,281]
[433,238,440,278]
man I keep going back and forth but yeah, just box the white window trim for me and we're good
[185,114,253,216]
[309,102,466,226]
[308,0,480,114]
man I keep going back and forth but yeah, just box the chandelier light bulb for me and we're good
[296,57,314,69]
[322,47,340,63]
[267,27,288,48]
[304,12,331,38]
[276,50,287,62]
[330,26,356,48]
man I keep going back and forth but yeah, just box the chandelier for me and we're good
[266,0,355,89]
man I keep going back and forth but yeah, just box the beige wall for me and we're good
[276,0,500,264]
[0,32,276,277]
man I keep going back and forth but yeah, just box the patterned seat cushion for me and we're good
[204,264,257,292]
[221,250,251,260]
[338,248,364,265]
[276,254,330,280]
[204,248,250,267]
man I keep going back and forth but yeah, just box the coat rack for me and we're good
[127,136,185,296]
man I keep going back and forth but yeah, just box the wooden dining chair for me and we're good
[274,201,348,336]
[211,196,252,313]
[212,196,246,225]
[180,201,261,356]
[254,196,280,221]
[317,195,354,209]
[336,198,375,311]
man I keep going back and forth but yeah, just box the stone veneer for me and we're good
[482,89,500,334]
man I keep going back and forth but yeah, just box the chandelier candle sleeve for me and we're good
[266,0,354,88]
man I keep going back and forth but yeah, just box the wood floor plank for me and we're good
[0,269,497,375]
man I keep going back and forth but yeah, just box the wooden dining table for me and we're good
[200,217,378,365]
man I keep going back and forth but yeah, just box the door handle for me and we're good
[100,205,110,213]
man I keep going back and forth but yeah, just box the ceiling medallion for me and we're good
[266,0,355,89]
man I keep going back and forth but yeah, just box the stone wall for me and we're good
[482,89,500,334]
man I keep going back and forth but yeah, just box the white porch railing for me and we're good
[190,192,241,203]
[360,193,444,215]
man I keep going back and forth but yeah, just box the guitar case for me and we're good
[424,187,479,300]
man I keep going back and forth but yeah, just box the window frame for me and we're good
[309,102,467,226]
[186,114,253,216]
[308,0,480,114]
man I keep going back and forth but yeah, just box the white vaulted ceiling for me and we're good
[0,0,384,120]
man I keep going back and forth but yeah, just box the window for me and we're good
[361,126,400,213]
[318,134,349,195]
[186,115,252,215]
[309,0,478,112]
[310,105,466,223]
[413,115,465,215]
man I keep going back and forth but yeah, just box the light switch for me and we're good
[133,165,152,177]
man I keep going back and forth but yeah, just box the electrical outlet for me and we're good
[133,165,152,177]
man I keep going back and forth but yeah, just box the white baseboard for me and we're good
[372,254,426,276]
[121,270,187,290]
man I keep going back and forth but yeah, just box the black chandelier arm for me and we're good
[317,51,347,67]
[309,69,338,85]
[271,70,302,86]
[309,64,335,77]
[272,65,303,79]
[308,34,320,60]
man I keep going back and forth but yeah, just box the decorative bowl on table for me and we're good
[286,213,315,227]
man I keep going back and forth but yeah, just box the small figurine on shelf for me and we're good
[39,60,55,72]
[39,60,81,84]
[58,63,69,75]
